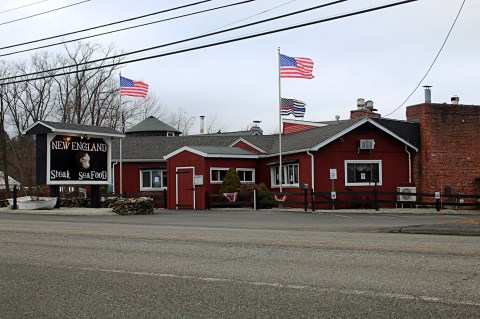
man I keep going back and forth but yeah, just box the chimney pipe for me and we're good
[451,95,459,105]
[423,85,432,103]
[199,115,205,134]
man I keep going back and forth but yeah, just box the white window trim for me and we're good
[344,160,382,186]
[167,132,175,137]
[210,167,229,184]
[270,163,300,188]
[236,168,255,184]
[140,169,167,191]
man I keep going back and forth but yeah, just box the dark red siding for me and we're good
[231,140,264,154]
[113,161,166,195]
[167,151,259,209]
[283,122,318,134]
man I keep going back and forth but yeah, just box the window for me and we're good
[210,168,229,183]
[271,163,299,187]
[345,160,382,186]
[236,168,255,183]
[140,169,167,190]
[167,132,175,137]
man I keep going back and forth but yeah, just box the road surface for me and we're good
[0,210,479,318]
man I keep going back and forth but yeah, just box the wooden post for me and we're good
[205,191,210,210]
[91,185,100,208]
[303,188,308,212]
[12,184,17,210]
[163,189,167,209]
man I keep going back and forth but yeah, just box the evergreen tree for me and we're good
[219,168,241,193]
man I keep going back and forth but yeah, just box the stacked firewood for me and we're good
[107,197,155,215]
[59,197,90,207]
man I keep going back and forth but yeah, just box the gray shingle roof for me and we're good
[371,118,420,148]
[113,117,420,160]
[126,116,180,134]
[24,121,124,137]
[188,146,257,156]
[112,135,247,160]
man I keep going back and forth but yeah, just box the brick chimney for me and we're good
[350,98,381,119]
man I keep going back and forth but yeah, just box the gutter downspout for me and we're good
[112,162,118,193]
[405,145,412,183]
[307,151,315,192]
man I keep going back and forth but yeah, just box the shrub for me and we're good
[256,182,273,208]
[219,168,241,194]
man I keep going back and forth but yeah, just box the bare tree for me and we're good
[120,93,169,131]
[204,113,227,134]
[164,107,196,135]
[53,42,123,127]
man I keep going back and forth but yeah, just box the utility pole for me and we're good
[0,92,10,192]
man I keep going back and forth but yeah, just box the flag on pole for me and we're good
[281,98,306,117]
[120,76,149,98]
[280,54,314,79]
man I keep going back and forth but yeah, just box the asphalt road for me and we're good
[0,210,479,318]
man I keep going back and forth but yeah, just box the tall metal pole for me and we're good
[119,73,123,195]
[278,48,283,192]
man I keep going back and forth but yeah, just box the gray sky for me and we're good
[1,0,478,134]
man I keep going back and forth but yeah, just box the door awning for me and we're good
[266,159,299,166]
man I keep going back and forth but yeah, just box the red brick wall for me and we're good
[406,103,480,196]
[350,110,381,119]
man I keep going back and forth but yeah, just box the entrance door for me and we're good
[176,167,194,209]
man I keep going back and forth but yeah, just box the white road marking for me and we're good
[42,263,480,308]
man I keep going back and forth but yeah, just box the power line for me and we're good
[384,0,466,118]
[0,0,49,14]
[0,0,91,27]
[1,0,419,86]
[0,0,254,58]
[0,0,213,51]
[204,0,298,33]
[2,0,348,81]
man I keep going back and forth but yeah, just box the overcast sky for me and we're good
[1,0,478,134]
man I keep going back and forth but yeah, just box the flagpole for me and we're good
[119,72,123,196]
[278,48,283,193]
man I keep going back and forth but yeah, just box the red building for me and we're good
[111,93,480,210]
[113,107,420,209]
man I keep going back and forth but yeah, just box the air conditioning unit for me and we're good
[358,139,375,150]
[397,187,416,202]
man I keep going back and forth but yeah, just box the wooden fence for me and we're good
[206,189,480,212]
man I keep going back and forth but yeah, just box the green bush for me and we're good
[256,182,273,208]
[219,168,241,193]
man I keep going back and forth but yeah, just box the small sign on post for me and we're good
[330,169,337,180]
[331,191,337,200]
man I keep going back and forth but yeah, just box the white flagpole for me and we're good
[278,48,283,193]
[119,72,123,195]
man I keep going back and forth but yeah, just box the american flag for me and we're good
[281,98,306,117]
[280,54,314,79]
[120,76,149,98]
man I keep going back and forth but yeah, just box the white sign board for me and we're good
[331,191,337,200]
[330,169,337,180]
[194,175,204,186]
